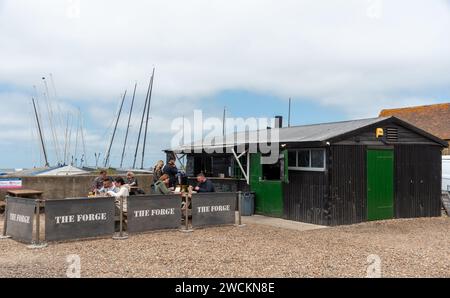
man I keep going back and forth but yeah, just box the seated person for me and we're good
[126,171,138,186]
[96,177,118,196]
[107,177,130,214]
[154,174,172,195]
[92,170,108,192]
[126,171,145,195]
[194,173,215,193]
[182,173,215,214]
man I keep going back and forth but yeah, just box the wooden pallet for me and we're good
[442,192,450,216]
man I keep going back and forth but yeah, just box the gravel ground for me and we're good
[0,215,449,278]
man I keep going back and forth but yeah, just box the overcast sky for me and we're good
[1,0,449,169]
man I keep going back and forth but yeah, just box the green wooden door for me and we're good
[249,153,283,217]
[367,149,394,221]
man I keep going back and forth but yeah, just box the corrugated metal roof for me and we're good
[169,117,391,152]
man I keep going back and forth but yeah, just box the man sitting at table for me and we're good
[194,173,215,193]
[92,170,108,192]
[97,177,117,196]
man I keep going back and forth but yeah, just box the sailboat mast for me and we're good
[141,67,155,169]
[104,90,127,167]
[120,82,137,168]
[132,76,152,169]
[79,110,88,166]
[42,77,61,164]
[32,97,49,167]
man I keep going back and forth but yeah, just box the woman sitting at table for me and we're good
[154,174,173,195]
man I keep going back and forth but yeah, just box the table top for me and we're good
[7,189,43,196]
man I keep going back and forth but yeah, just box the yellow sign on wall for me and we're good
[376,128,384,138]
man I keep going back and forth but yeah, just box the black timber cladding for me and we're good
[394,145,442,218]
[168,116,447,226]
[328,145,367,226]
[283,145,367,226]
[334,123,441,146]
[283,143,443,225]
[283,170,327,225]
[282,116,446,225]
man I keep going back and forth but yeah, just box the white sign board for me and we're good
[0,178,22,189]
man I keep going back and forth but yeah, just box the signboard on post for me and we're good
[5,196,35,243]
[45,197,115,242]
[0,178,22,189]
[127,194,181,233]
[192,193,236,228]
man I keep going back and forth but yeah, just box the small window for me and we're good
[298,150,310,167]
[288,149,326,171]
[288,151,297,167]
[311,149,325,168]
[262,153,282,180]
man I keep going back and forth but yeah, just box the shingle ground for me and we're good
[0,216,449,277]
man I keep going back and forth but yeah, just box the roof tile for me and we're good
[379,103,450,140]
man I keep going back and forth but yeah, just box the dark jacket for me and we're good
[196,179,215,193]
[163,165,178,187]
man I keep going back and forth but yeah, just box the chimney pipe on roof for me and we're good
[275,116,283,128]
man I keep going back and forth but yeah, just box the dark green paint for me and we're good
[367,149,394,221]
[249,153,284,217]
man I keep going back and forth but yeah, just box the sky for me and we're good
[1,0,450,169]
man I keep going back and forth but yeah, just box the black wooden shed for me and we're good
[167,116,448,226]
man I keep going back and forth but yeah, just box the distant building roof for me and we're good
[36,165,90,176]
[379,103,450,140]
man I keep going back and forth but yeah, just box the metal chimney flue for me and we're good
[274,116,283,128]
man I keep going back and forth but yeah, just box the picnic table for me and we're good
[7,189,43,199]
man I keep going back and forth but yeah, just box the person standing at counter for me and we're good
[107,177,130,221]
[194,173,215,193]
[163,160,178,188]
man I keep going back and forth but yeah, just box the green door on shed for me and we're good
[249,153,284,217]
[367,149,394,221]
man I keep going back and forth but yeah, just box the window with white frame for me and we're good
[288,148,326,171]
